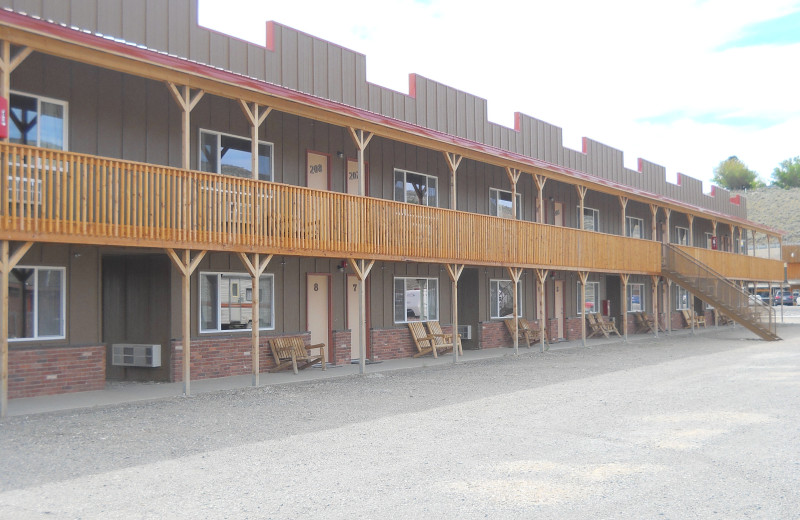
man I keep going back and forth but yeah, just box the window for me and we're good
[8,266,65,341]
[199,129,273,181]
[577,281,599,314]
[705,232,714,249]
[675,286,690,310]
[394,169,438,207]
[489,188,521,219]
[490,279,521,318]
[675,226,690,246]
[628,283,644,312]
[626,216,644,238]
[9,92,68,150]
[394,277,438,323]
[577,206,599,231]
[200,272,274,332]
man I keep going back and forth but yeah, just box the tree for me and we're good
[771,156,800,188]
[712,156,764,190]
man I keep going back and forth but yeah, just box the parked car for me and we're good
[773,291,794,306]
[755,290,770,304]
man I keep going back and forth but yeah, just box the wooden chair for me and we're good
[269,336,326,374]
[505,317,548,349]
[596,314,622,337]
[407,322,452,358]
[585,313,609,339]
[426,321,462,356]
[634,312,658,334]
[713,308,733,326]
[504,318,530,348]
[681,309,706,328]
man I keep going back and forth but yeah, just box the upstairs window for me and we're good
[489,188,521,219]
[394,169,437,207]
[9,92,67,150]
[199,129,273,181]
[626,216,644,238]
[8,266,66,341]
[675,226,690,246]
[578,206,599,231]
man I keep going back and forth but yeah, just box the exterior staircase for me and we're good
[661,244,779,341]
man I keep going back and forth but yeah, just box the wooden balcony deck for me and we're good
[0,143,782,280]
[675,245,784,282]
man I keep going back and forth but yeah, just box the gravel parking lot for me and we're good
[1,323,799,519]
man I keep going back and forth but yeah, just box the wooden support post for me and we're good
[0,42,33,124]
[505,168,522,220]
[237,253,272,386]
[239,101,272,180]
[536,269,549,352]
[167,82,205,170]
[579,271,589,347]
[576,186,588,230]
[687,214,694,247]
[444,152,463,211]
[348,258,374,374]
[166,248,207,396]
[0,241,33,418]
[507,267,523,355]
[620,273,629,341]
[348,128,374,197]
[666,279,672,335]
[534,175,547,223]
[649,204,659,241]
[767,234,772,259]
[445,264,464,363]
[650,275,660,338]
[664,208,672,243]
[619,196,628,237]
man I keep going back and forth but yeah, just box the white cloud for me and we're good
[198,0,800,186]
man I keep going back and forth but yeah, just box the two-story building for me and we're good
[0,0,784,415]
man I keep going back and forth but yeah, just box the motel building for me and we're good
[0,1,786,416]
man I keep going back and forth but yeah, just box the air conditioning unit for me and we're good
[112,344,161,367]
[457,325,472,340]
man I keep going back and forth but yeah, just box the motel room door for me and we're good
[553,202,564,227]
[307,274,331,364]
[346,274,369,361]
[554,279,565,340]
[307,151,330,191]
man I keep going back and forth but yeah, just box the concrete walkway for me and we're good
[5,324,749,417]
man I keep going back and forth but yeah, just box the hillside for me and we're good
[733,187,800,244]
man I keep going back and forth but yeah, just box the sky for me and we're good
[198,0,800,190]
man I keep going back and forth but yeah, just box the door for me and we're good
[306,151,330,191]
[554,202,563,227]
[555,279,565,339]
[307,274,331,363]
[346,158,368,195]
[347,274,362,361]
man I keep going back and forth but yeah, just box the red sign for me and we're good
[711,236,718,250]
[0,96,7,139]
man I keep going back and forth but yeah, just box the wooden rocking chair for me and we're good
[269,336,326,374]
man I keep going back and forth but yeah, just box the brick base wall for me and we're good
[170,332,311,382]
[478,321,510,349]
[9,345,106,399]
[370,327,417,360]
[332,330,351,366]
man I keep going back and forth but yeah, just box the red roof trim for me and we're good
[0,9,781,235]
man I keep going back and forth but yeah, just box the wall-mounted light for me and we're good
[338,260,347,273]
[548,196,554,202]
[336,151,344,159]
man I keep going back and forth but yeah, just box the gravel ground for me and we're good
[1,323,799,519]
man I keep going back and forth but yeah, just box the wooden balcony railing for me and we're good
[0,143,782,280]
[675,245,784,282]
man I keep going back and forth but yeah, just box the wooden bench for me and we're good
[681,309,706,328]
[268,336,326,374]
[408,322,453,358]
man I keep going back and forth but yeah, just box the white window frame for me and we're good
[198,129,274,181]
[394,168,438,207]
[199,271,275,333]
[577,281,600,314]
[490,279,522,319]
[675,226,690,246]
[393,276,439,323]
[675,285,690,310]
[577,206,599,231]
[8,265,66,342]
[489,188,521,220]
[705,232,714,249]
[628,283,645,312]
[9,90,69,150]
[626,216,644,239]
